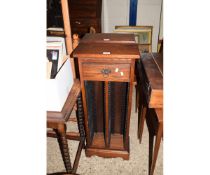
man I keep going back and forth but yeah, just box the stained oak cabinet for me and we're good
[73,38,140,160]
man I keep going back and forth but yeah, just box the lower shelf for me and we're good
[87,135,130,160]
[91,133,124,150]
[91,132,105,148]
[85,148,129,160]
[110,134,124,150]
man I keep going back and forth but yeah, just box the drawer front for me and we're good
[82,63,130,82]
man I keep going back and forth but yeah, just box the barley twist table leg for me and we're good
[56,125,72,173]
[76,93,85,138]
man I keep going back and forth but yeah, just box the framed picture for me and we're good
[46,48,60,79]
[114,26,153,53]
[46,36,66,79]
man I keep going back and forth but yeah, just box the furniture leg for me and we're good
[149,131,154,175]
[135,84,139,112]
[138,106,147,143]
[71,93,86,173]
[150,123,163,175]
[72,137,85,174]
[76,93,85,138]
[55,125,72,173]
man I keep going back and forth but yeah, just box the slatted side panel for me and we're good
[85,80,129,149]
[85,81,105,144]
[123,83,130,146]
[110,82,128,135]
[108,82,112,146]
[84,81,94,142]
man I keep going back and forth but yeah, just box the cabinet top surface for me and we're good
[140,53,163,90]
[73,43,140,59]
[80,33,136,44]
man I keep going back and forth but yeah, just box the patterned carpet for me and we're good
[47,89,163,175]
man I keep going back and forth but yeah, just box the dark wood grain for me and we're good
[139,53,163,108]
[110,82,127,134]
[80,33,136,44]
[81,62,130,82]
[73,43,140,59]
[151,53,163,74]
[94,82,104,132]
[68,0,102,36]
[136,53,163,143]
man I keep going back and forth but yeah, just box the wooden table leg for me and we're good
[149,131,154,175]
[149,122,163,175]
[76,93,85,138]
[135,84,139,113]
[55,124,72,173]
[71,93,85,174]
[138,106,147,143]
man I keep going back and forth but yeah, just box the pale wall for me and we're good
[102,0,130,33]
[159,3,163,40]
[102,0,163,52]
[136,0,162,51]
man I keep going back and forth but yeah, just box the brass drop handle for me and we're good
[101,68,111,77]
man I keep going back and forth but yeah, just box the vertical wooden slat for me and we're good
[104,81,109,147]
[108,81,112,146]
[94,82,104,132]
[61,0,76,79]
[111,82,127,134]
[124,60,135,149]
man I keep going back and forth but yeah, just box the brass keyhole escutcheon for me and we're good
[101,68,111,78]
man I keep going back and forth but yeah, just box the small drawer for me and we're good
[82,63,130,82]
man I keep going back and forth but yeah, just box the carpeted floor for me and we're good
[47,89,163,175]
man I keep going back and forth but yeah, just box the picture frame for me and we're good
[114,26,153,53]
[46,36,67,78]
